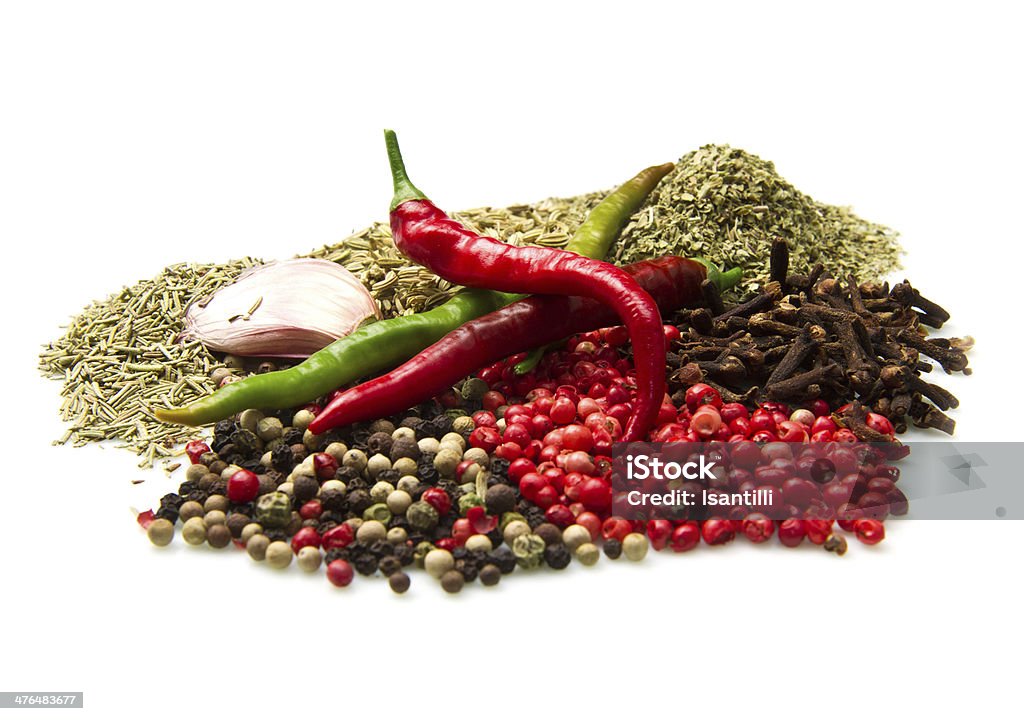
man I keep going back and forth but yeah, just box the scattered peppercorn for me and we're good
[440,570,465,594]
[604,538,623,560]
[388,572,411,594]
[147,518,174,547]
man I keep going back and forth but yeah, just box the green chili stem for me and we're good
[385,129,428,211]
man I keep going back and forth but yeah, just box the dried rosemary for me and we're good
[613,144,902,296]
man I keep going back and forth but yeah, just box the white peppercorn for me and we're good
[185,464,208,484]
[204,509,227,527]
[417,437,440,455]
[370,481,395,504]
[392,457,417,477]
[462,447,489,468]
[434,448,461,478]
[246,533,270,560]
[396,475,420,494]
[562,524,592,552]
[182,517,207,545]
[503,520,531,546]
[179,500,204,522]
[356,519,387,544]
[424,548,455,579]
[623,533,649,561]
[276,481,294,497]
[147,519,174,547]
[365,453,392,480]
[465,534,493,553]
[239,408,264,433]
[220,464,242,481]
[265,541,293,569]
[256,416,284,442]
[240,522,263,544]
[260,451,273,468]
[386,527,408,545]
[303,428,322,451]
[386,489,413,515]
[292,409,315,431]
[391,426,416,441]
[324,441,348,463]
[452,416,475,434]
[296,546,322,572]
[320,479,346,494]
[440,432,466,451]
[576,543,600,566]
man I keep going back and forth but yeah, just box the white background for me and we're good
[2,1,1022,718]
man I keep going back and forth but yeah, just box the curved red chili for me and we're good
[384,130,665,441]
[309,256,704,434]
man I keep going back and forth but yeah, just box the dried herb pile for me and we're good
[669,240,971,437]
[613,144,902,296]
[39,195,604,463]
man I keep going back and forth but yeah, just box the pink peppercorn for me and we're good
[326,560,354,587]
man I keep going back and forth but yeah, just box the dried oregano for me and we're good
[612,144,902,296]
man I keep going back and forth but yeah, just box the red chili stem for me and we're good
[383,130,668,441]
[309,256,705,434]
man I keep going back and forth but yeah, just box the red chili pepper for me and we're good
[309,256,706,434]
[383,130,666,441]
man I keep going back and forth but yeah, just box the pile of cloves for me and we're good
[669,239,972,438]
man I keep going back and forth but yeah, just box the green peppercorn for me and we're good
[182,517,207,546]
[479,564,501,587]
[413,541,435,568]
[246,534,270,561]
[576,543,600,566]
[363,503,392,525]
[147,518,174,547]
[424,548,455,579]
[255,491,292,528]
[458,492,484,515]
[296,546,322,572]
[407,501,439,531]
[512,534,546,569]
[265,540,293,568]
[461,377,488,401]
[178,500,204,523]
[623,533,649,561]
[562,524,592,552]
[207,524,232,549]
[440,569,465,594]
[388,572,411,594]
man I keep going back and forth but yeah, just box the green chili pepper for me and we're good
[154,162,675,426]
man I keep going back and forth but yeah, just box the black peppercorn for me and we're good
[488,457,510,482]
[544,543,572,570]
[455,559,479,582]
[352,552,379,576]
[208,480,228,497]
[487,547,517,575]
[388,572,411,594]
[389,436,420,462]
[283,428,304,446]
[346,489,372,515]
[533,523,563,548]
[393,543,415,567]
[226,513,250,538]
[479,564,501,587]
[366,431,394,457]
[484,484,516,515]
[379,555,402,576]
[369,540,395,558]
[604,538,623,559]
[325,547,351,564]
[334,466,362,484]
[292,475,319,503]
[319,488,347,513]
[430,414,454,435]
[271,444,294,472]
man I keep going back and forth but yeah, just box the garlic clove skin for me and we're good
[181,258,381,358]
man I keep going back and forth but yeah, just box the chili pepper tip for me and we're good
[384,129,428,212]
